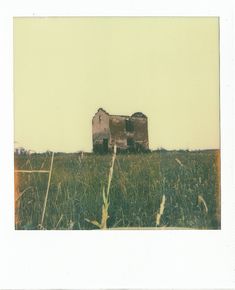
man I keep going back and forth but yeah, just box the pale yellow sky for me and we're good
[14,17,220,152]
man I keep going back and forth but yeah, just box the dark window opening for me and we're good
[103,138,108,153]
[125,119,134,132]
[127,138,134,147]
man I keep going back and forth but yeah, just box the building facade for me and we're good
[92,108,149,153]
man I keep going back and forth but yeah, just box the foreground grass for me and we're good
[14,150,220,230]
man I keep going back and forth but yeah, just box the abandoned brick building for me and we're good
[92,108,149,153]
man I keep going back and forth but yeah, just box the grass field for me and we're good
[14,150,220,230]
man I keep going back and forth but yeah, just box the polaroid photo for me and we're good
[0,0,234,289]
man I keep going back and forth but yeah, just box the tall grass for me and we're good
[14,150,220,230]
[85,145,117,229]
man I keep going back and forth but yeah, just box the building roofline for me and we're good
[94,108,147,119]
[131,112,147,118]
[109,114,130,118]
[97,108,109,115]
